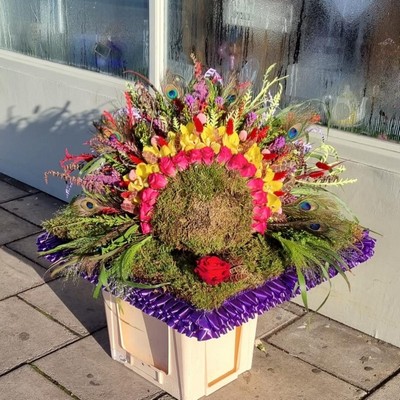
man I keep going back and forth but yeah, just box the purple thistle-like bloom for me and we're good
[246,112,258,127]
[184,94,196,109]
[215,96,224,107]
[193,80,208,103]
[269,136,286,151]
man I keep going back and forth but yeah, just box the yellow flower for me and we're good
[180,123,205,151]
[127,163,159,192]
[244,143,263,177]
[222,132,240,154]
[201,125,221,153]
[263,168,283,213]
[142,132,177,160]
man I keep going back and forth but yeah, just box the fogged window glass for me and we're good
[168,0,400,141]
[0,0,149,76]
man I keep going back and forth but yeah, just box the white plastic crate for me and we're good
[103,291,258,400]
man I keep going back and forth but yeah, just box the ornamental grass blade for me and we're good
[314,262,332,313]
[296,267,308,311]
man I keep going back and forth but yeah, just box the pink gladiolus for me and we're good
[216,146,232,164]
[252,190,267,206]
[121,199,136,214]
[252,220,267,234]
[148,172,168,190]
[253,205,271,221]
[139,203,153,221]
[197,113,207,124]
[140,221,152,234]
[188,149,203,164]
[141,188,159,206]
[247,178,264,192]
[226,153,248,171]
[201,146,215,165]
[159,157,177,177]
[239,163,257,178]
[172,151,190,171]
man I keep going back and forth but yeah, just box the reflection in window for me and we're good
[0,0,149,77]
[168,0,400,141]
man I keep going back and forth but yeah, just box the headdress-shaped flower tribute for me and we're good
[38,56,374,311]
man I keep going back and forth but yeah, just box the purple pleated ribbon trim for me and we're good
[37,231,376,341]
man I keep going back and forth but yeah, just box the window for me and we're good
[167,0,400,141]
[0,0,149,76]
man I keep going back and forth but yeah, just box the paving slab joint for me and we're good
[360,368,400,399]
[0,205,43,229]
[30,364,82,400]
[265,340,368,392]
[17,295,83,338]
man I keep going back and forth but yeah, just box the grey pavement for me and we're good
[0,173,399,400]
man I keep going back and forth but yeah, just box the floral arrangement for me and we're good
[38,58,375,339]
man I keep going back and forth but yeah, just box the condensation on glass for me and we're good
[0,0,149,77]
[168,0,400,141]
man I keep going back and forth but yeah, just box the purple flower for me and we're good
[184,94,195,108]
[193,80,208,102]
[215,96,225,108]
[246,112,257,127]
[269,136,286,151]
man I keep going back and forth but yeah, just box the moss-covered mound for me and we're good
[152,163,254,256]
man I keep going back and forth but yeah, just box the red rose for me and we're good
[194,256,232,285]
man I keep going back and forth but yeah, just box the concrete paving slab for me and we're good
[208,345,366,400]
[35,329,160,400]
[1,192,65,226]
[6,232,52,269]
[0,208,40,245]
[0,365,72,400]
[367,373,400,399]
[0,247,49,300]
[268,314,400,391]
[20,278,107,336]
[279,301,307,316]
[0,173,39,194]
[0,297,77,375]
[256,306,299,339]
[0,181,28,203]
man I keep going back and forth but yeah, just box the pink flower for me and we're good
[252,220,267,234]
[226,153,248,171]
[148,173,168,190]
[239,130,248,142]
[216,146,232,164]
[172,151,190,171]
[141,188,159,206]
[121,199,136,214]
[247,178,264,192]
[139,203,153,222]
[140,221,152,234]
[253,205,271,221]
[188,149,203,165]
[159,157,177,177]
[239,163,257,178]
[252,190,267,206]
[201,147,215,165]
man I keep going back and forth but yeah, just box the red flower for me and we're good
[194,256,232,285]
[226,118,234,135]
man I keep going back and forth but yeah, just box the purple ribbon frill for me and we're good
[37,231,376,341]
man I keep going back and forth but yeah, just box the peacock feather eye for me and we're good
[309,222,321,231]
[287,123,302,141]
[298,199,318,212]
[161,74,185,101]
[165,85,179,100]
[227,94,236,103]
[299,201,311,211]
[73,197,100,216]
